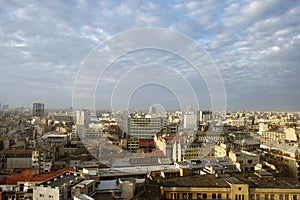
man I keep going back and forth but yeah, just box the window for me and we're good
[183,193,188,199]
[271,195,274,200]
[197,193,202,199]
[218,194,222,199]
[293,195,298,200]
[171,193,180,199]
[285,195,289,200]
[251,194,255,200]
[256,194,260,200]
[203,193,207,199]
[212,194,217,199]
[279,195,284,200]
[265,194,269,200]
[227,194,230,200]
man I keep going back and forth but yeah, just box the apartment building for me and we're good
[160,173,300,200]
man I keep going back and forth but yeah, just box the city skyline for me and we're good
[0,1,300,111]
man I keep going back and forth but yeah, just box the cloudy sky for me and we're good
[0,0,300,111]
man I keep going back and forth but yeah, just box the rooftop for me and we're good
[160,174,231,188]
[0,168,76,185]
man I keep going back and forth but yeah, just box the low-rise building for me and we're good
[160,173,300,200]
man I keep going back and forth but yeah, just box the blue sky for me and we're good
[0,0,300,111]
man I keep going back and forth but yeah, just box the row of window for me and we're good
[169,192,230,200]
[250,194,298,200]
[169,192,300,200]
[39,194,54,198]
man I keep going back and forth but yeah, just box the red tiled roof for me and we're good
[0,168,76,185]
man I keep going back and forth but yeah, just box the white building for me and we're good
[75,110,90,127]
[125,115,166,140]
[183,113,197,129]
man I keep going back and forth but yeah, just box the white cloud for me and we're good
[0,0,299,110]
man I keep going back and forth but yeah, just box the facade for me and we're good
[160,174,300,200]
[199,110,213,123]
[33,171,83,200]
[160,174,248,200]
[0,149,48,171]
[261,131,285,144]
[183,113,198,129]
[75,110,90,127]
[229,150,260,173]
[126,116,166,140]
[261,142,300,179]
[0,168,76,200]
[32,103,44,117]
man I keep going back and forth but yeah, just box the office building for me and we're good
[125,115,166,140]
[183,113,197,129]
[32,103,44,117]
[199,110,213,123]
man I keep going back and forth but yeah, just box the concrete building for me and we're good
[160,174,248,200]
[183,113,197,130]
[199,110,213,123]
[0,168,76,200]
[33,171,83,200]
[75,110,90,127]
[125,115,166,140]
[175,157,238,176]
[261,141,300,180]
[229,150,260,173]
[0,149,49,171]
[32,103,44,117]
[261,131,285,144]
[71,179,96,199]
[160,173,300,200]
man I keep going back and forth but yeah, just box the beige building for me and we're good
[229,150,260,173]
[261,141,300,179]
[160,173,300,200]
[261,131,285,144]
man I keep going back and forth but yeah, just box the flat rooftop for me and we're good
[161,175,231,188]
[39,172,81,188]
[231,173,300,189]
[99,165,179,177]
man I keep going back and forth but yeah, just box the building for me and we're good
[72,179,96,199]
[261,141,300,180]
[174,157,238,176]
[160,173,300,200]
[160,174,248,200]
[75,110,90,127]
[183,113,197,129]
[199,110,213,123]
[32,103,44,117]
[229,150,260,173]
[125,115,166,140]
[0,168,76,200]
[33,171,83,200]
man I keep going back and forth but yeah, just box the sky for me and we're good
[0,0,300,111]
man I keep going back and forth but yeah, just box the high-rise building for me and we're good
[75,110,90,127]
[199,110,213,123]
[32,103,44,117]
[125,115,166,140]
[183,113,197,129]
